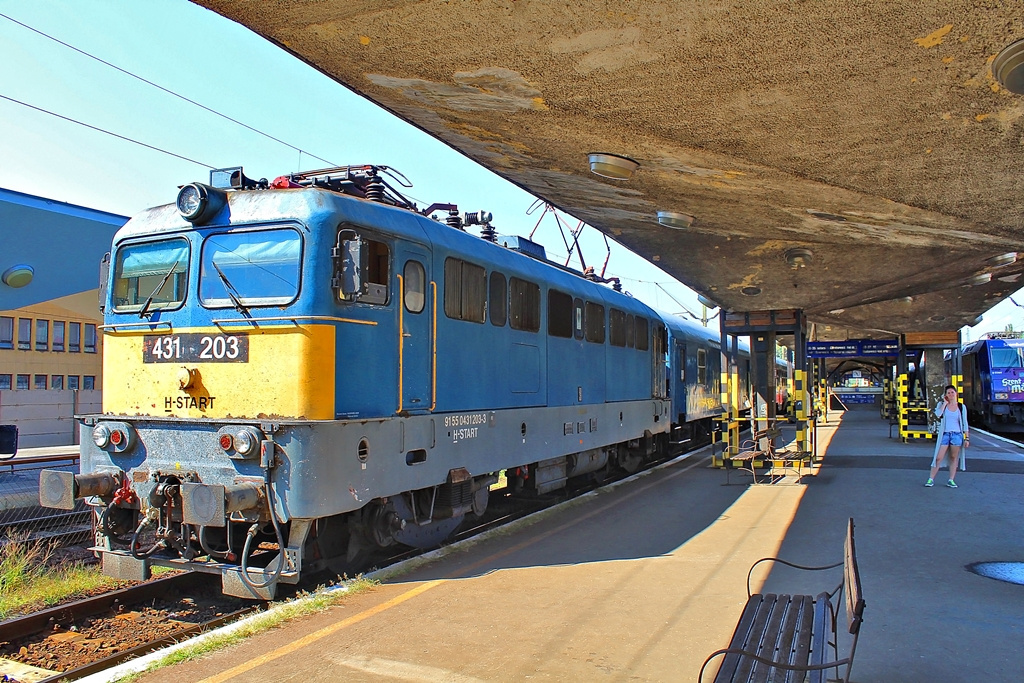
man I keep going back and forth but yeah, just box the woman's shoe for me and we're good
[946,480,958,488]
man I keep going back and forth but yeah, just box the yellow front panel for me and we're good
[102,325,335,419]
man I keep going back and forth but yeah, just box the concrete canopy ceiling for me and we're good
[196,1,1024,340]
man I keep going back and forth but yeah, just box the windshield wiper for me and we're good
[211,261,252,318]
[138,264,178,319]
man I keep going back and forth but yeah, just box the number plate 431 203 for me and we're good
[143,333,249,363]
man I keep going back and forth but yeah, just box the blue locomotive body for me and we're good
[962,335,1024,431]
[39,166,740,597]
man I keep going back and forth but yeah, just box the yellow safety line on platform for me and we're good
[198,579,443,683]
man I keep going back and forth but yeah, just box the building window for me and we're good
[51,375,64,390]
[67,375,80,390]
[18,318,31,350]
[509,277,540,332]
[52,321,65,352]
[69,322,81,353]
[84,324,97,353]
[35,319,49,351]
[83,376,95,390]
[16,374,30,390]
[34,374,47,390]
[0,317,13,350]
[0,375,11,390]
[547,289,573,338]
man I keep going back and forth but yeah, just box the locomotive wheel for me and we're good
[310,513,378,577]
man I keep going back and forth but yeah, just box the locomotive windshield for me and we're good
[991,346,1024,368]
[199,227,302,307]
[112,238,189,313]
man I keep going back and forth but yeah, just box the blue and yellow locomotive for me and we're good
[39,165,736,598]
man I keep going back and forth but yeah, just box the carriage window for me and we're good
[609,308,627,347]
[548,289,573,338]
[635,316,649,351]
[403,261,425,313]
[585,302,605,343]
[489,271,507,326]
[113,238,190,313]
[200,228,301,307]
[444,258,486,323]
[509,277,540,332]
[573,298,584,340]
[697,348,708,384]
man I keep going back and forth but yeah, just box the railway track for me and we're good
[0,572,262,682]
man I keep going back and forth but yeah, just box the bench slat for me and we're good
[747,594,790,683]
[807,591,832,683]
[775,594,813,683]
[785,595,816,683]
[715,595,772,683]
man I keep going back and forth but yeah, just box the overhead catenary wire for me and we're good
[0,93,216,169]
[0,11,338,167]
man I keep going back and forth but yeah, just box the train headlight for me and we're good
[216,425,263,460]
[176,183,226,225]
[233,430,256,455]
[93,424,112,448]
[91,422,137,453]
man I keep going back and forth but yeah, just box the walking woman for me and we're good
[926,384,969,488]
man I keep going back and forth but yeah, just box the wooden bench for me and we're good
[725,425,809,484]
[700,518,865,683]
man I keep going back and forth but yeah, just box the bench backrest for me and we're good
[844,518,865,634]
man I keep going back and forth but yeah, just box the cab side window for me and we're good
[333,226,390,305]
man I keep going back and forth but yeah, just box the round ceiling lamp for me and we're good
[1,265,34,288]
[587,153,639,180]
[785,247,813,269]
[993,39,1024,95]
[657,211,695,229]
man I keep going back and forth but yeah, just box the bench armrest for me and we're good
[746,557,843,598]
[699,647,851,683]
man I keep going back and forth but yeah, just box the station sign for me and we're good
[807,339,899,358]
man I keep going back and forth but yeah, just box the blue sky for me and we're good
[1,0,1020,338]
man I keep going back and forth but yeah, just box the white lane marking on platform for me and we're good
[326,655,485,682]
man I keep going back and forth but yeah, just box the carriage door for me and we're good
[398,246,433,413]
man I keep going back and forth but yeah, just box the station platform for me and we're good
[106,406,1024,681]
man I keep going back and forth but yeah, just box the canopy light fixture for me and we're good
[587,153,639,180]
[988,252,1018,267]
[929,315,946,322]
[656,211,695,229]
[1,265,34,288]
[993,39,1024,95]
[741,286,762,296]
[966,273,993,286]
[697,294,719,309]
[785,247,813,269]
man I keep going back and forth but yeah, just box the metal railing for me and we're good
[1,453,92,547]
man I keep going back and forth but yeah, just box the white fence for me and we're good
[0,390,101,447]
